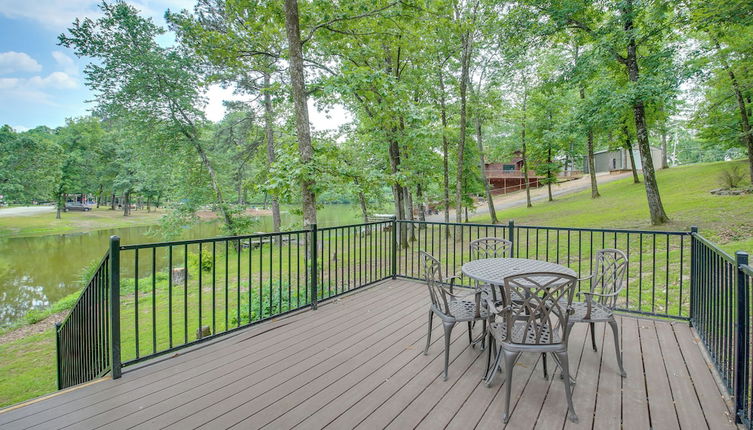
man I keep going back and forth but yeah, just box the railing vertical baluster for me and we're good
[198,243,203,337]
[183,244,188,344]
[391,217,397,279]
[237,239,241,326]
[109,236,121,379]
[152,247,156,354]
[55,323,62,389]
[134,248,139,359]
[735,251,749,424]
[168,246,173,349]
[225,240,229,331]
[508,220,514,258]
[311,224,319,310]
[212,241,216,335]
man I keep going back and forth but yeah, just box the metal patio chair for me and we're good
[420,251,488,381]
[567,248,628,377]
[484,272,579,423]
[469,237,513,302]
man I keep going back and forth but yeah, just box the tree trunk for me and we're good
[263,72,282,232]
[123,191,131,217]
[660,125,669,169]
[580,87,600,198]
[110,192,116,210]
[715,40,753,184]
[521,88,532,208]
[284,0,317,226]
[96,184,103,208]
[358,191,368,223]
[547,145,553,202]
[455,29,473,223]
[146,195,151,213]
[56,192,63,219]
[388,137,408,248]
[404,188,416,242]
[622,0,670,225]
[438,69,451,224]
[416,184,427,227]
[623,124,641,183]
[475,110,498,223]
[193,139,235,231]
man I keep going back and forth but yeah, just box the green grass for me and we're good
[472,160,753,255]
[0,207,166,238]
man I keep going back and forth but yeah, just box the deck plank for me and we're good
[655,320,708,429]
[673,322,737,429]
[619,316,651,429]
[0,280,738,430]
[638,318,681,430]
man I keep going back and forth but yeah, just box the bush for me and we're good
[188,251,213,273]
[718,164,745,189]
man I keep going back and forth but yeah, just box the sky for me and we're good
[0,0,349,131]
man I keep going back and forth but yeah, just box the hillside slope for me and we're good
[471,160,753,254]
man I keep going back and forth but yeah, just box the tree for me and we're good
[59,1,239,232]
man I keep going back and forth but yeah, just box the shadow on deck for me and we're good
[0,279,738,429]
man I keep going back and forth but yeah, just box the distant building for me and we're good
[484,151,542,195]
[585,146,664,173]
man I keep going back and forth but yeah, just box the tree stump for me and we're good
[172,267,187,284]
[196,325,211,340]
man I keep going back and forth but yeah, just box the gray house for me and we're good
[585,146,663,173]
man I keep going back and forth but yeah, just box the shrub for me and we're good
[188,251,213,273]
[718,164,745,189]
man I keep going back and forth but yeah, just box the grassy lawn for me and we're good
[471,160,753,255]
[0,207,166,238]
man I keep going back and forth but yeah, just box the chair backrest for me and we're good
[590,248,628,308]
[470,237,513,259]
[501,272,578,346]
[419,251,452,316]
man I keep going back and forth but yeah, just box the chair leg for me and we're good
[423,310,434,355]
[501,350,518,423]
[481,319,486,349]
[485,344,503,387]
[608,318,627,377]
[485,334,494,381]
[557,351,578,423]
[443,321,455,381]
[589,322,597,351]
[467,321,474,346]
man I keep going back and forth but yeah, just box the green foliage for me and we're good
[718,164,746,189]
[188,251,214,273]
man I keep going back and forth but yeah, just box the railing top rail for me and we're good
[397,220,508,229]
[318,220,393,232]
[741,264,753,277]
[511,224,690,236]
[692,232,737,263]
[119,228,311,250]
[398,219,689,236]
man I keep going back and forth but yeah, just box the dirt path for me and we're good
[427,172,633,222]
[0,206,55,217]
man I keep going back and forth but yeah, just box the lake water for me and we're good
[0,204,373,326]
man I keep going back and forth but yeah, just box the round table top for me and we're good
[461,258,576,286]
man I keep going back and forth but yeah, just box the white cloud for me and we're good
[51,51,78,76]
[0,71,78,108]
[204,85,245,122]
[0,0,195,32]
[0,51,42,74]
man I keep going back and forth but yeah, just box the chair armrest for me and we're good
[445,275,461,294]
[484,297,509,316]
[581,290,620,299]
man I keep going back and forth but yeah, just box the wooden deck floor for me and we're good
[0,279,738,429]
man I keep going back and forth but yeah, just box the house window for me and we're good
[612,158,617,169]
[503,164,515,171]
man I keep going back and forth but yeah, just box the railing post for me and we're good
[310,224,318,310]
[109,236,121,380]
[735,251,749,423]
[689,226,698,326]
[507,220,515,257]
[391,216,397,279]
[55,323,62,389]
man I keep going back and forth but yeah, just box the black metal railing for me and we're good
[690,231,751,426]
[53,217,753,426]
[395,220,691,319]
[55,252,111,389]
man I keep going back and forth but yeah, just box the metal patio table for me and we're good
[461,257,577,290]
